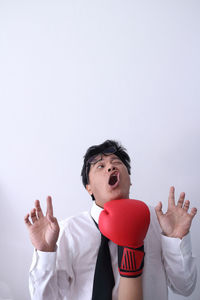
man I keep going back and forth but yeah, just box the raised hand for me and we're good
[155,186,197,239]
[24,196,60,252]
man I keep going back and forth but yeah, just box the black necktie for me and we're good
[92,221,115,300]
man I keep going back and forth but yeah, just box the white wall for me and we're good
[0,0,199,299]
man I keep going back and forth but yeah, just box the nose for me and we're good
[107,166,116,172]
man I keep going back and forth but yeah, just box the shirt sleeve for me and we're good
[29,221,74,300]
[161,232,197,296]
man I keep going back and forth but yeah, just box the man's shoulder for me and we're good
[59,210,93,231]
[57,210,98,246]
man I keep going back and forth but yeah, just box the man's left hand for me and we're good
[155,186,197,239]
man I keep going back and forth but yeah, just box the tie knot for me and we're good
[92,217,109,243]
[101,233,109,244]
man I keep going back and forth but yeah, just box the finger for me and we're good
[47,214,57,224]
[47,214,59,231]
[183,200,190,212]
[46,196,53,217]
[168,186,175,208]
[189,207,197,218]
[155,201,164,218]
[30,208,37,223]
[35,200,44,218]
[24,213,32,227]
[177,192,185,208]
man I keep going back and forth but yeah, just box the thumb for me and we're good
[155,201,164,219]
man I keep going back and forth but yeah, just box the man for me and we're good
[25,139,197,299]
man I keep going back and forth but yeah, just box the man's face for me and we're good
[86,154,131,208]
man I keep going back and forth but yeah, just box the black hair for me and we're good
[81,140,131,200]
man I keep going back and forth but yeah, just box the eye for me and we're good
[97,164,104,169]
[112,159,122,164]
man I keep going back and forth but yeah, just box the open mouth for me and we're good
[108,171,120,187]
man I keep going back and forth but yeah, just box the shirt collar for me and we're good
[90,201,103,224]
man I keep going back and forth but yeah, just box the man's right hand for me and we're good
[24,196,60,252]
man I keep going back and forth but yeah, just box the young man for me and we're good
[25,140,197,300]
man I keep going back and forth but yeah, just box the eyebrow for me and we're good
[90,155,121,169]
[109,155,120,160]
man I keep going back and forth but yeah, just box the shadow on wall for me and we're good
[0,186,26,300]
[0,281,13,300]
[0,187,14,300]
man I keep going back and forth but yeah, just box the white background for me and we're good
[0,0,200,299]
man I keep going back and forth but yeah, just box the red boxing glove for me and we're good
[99,199,150,277]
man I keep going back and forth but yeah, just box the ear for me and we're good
[86,184,93,196]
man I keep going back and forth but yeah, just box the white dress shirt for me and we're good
[29,202,197,300]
